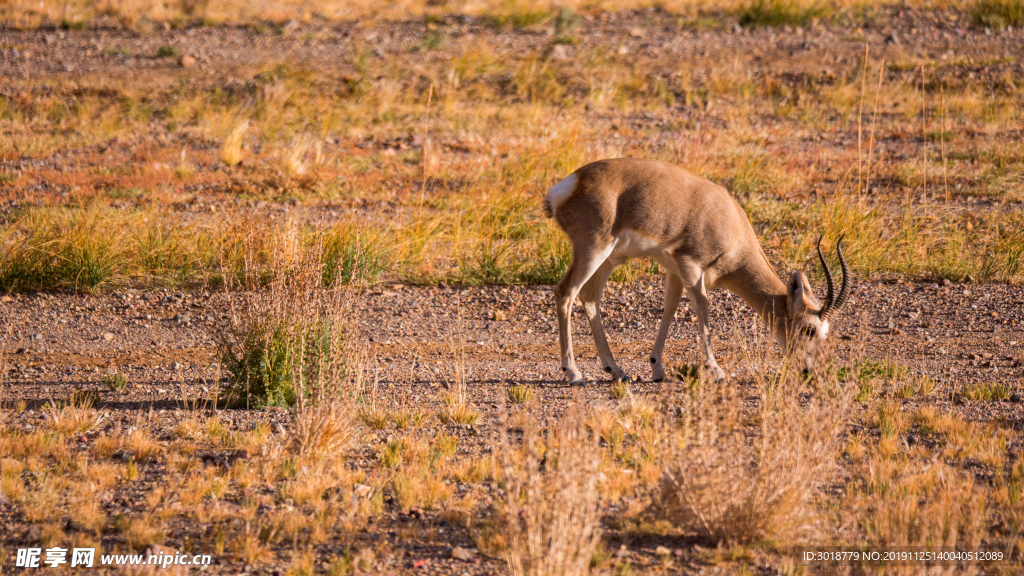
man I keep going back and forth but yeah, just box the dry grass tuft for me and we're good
[497,403,603,576]
[659,351,853,545]
[437,329,481,426]
[219,118,248,167]
[46,393,106,435]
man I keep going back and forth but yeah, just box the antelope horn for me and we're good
[831,235,851,315]
[817,235,836,318]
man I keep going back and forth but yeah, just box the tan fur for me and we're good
[547,158,833,384]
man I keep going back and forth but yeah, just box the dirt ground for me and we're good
[2,276,1023,573]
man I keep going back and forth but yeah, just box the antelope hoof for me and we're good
[604,366,630,383]
[704,364,727,383]
[563,366,585,385]
[651,364,666,384]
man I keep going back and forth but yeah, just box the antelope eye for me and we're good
[801,325,817,338]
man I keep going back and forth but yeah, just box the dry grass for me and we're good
[659,347,854,545]
[437,328,481,426]
[45,394,106,435]
[497,402,603,576]
[0,0,978,30]
[3,17,1023,290]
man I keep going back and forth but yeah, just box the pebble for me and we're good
[451,547,477,562]
[102,332,115,340]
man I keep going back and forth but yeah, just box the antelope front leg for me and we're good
[650,272,683,383]
[687,273,726,382]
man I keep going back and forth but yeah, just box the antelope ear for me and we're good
[787,270,811,316]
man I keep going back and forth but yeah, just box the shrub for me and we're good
[221,321,296,409]
[659,356,853,544]
[498,405,602,576]
[220,236,362,463]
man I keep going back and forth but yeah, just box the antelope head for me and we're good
[785,236,851,372]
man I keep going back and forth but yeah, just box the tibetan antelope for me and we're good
[544,158,850,384]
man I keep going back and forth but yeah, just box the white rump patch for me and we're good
[546,173,578,216]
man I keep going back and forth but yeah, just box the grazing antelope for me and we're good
[544,158,850,384]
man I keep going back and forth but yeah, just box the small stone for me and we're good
[617,45,629,55]
[1010,393,1022,403]
[655,546,672,556]
[31,333,43,340]
[280,19,300,34]
[451,547,477,562]
[889,327,903,335]
[628,27,645,37]
[179,54,196,67]
[964,274,976,283]
[171,361,182,370]
[354,484,373,498]
[493,310,507,321]
[0,295,12,303]
[941,278,951,286]
[174,313,191,323]
[103,332,115,341]
[550,44,572,61]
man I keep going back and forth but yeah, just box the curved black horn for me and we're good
[831,236,851,314]
[817,235,836,318]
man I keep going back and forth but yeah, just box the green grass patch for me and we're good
[971,0,1024,28]
[103,372,129,393]
[506,384,534,404]
[961,381,1012,401]
[737,0,827,27]
[321,226,390,286]
[486,5,549,31]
